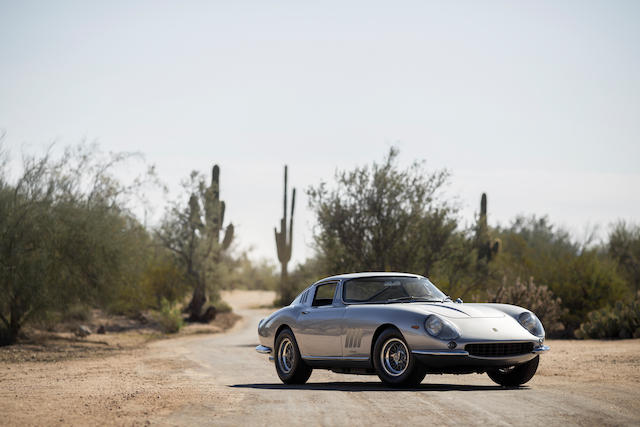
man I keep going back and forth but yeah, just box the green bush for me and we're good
[152,299,184,334]
[492,217,628,334]
[576,293,640,339]
[0,143,160,345]
[112,251,191,314]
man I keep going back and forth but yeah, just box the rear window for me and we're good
[312,283,337,306]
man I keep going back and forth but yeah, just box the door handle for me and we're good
[301,310,309,315]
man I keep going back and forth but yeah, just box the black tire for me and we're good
[373,328,427,387]
[487,355,540,387]
[274,329,313,385]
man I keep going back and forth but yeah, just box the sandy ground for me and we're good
[1,290,639,426]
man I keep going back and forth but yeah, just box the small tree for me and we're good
[307,147,457,276]
[0,143,155,345]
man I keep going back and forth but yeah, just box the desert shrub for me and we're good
[214,300,232,313]
[576,293,640,339]
[488,277,566,333]
[152,299,184,334]
[493,218,627,333]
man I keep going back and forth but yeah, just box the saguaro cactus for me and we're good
[275,165,296,304]
[186,164,234,321]
[475,193,500,262]
[204,165,234,250]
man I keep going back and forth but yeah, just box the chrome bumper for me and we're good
[255,345,272,354]
[413,344,550,358]
[532,345,550,354]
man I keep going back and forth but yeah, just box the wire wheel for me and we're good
[278,337,294,374]
[380,338,409,377]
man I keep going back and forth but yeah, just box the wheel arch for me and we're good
[370,323,402,359]
[274,324,292,347]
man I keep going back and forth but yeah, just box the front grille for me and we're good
[465,342,533,357]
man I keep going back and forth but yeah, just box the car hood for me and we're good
[408,302,505,319]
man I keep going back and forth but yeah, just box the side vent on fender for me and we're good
[345,329,363,348]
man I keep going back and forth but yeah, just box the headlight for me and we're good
[425,315,460,340]
[518,311,545,338]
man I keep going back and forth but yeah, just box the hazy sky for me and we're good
[1,0,639,266]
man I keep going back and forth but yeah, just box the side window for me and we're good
[312,283,337,307]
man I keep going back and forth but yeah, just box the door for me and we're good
[295,282,345,358]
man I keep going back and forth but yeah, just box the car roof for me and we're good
[314,271,423,283]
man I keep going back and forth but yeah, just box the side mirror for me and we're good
[455,298,463,304]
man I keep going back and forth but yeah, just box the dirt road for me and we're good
[2,290,639,426]
[152,291,640,426]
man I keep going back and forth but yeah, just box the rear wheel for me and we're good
[487,355,539,387]
[373,328,427,387]
[274,329,312,384]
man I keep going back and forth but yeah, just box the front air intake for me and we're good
[465,342,534,357]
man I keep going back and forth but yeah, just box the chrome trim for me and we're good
[532,345,550,354]
[301,355,370,361]
[255,345,272,354]
[412,349,470,356]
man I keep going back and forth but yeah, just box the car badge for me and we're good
[492,327,498,332]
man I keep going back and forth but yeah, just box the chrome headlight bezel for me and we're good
[518,311,545,338]
[424,314,460,340]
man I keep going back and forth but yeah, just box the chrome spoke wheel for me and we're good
[380,338,409,377]
[278,337,294,374]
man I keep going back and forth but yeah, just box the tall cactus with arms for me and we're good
[204,165,234,251]
[275,165,296,305]
[186,164,234,321]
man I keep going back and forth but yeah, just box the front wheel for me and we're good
[274,329,313,384]
[373,328,427,387]
[487,355,539,387]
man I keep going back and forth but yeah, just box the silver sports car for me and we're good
[256,272,549,387]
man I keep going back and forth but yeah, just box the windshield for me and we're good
[342,276,446,303]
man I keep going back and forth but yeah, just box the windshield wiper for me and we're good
[385,296,442,303]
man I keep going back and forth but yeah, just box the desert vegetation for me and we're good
[1,142,638,345]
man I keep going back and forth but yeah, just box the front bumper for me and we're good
[256,345,272,354]
[412,344,550,372]
[532,345,550,354]
[413,344,550,357]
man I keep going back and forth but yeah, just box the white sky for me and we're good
[1,0,639,266]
